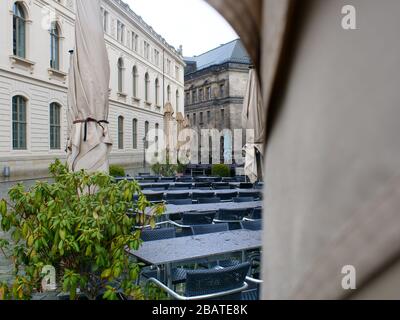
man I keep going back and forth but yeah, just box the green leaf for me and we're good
[101,269,112,279]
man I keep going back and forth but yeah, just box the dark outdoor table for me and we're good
[163,201,263,215]
[128,230,262,288]
[138,182,252,189]
[142,188,250,196]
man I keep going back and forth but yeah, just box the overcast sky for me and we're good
[124,0,238,57]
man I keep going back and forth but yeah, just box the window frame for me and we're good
[118,116,124,150]
[12,95,27,150]
[49,102,61,150]
[50,22,60,70]
[13,2,26,58]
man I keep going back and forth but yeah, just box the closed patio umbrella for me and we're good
[242,68,264,183]
[66,0,112,173]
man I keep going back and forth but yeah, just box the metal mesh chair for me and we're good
[239,182,254,189]
[176,176,193,183]
[241,277,262,300]
[235,176,247,182]
[167,199,193,205]
[218,191,238,202]
[238,191,261,200]
[138,172,150,176]
[215,208,249,230]
[148,188,167,192]
[169,211,217,237]
[140,228,187,285]
[249,207,262,220]
[140,227,176,242]
[144,192,164,203]
[165,192,190,201]
[191,223,229,235]
[222,177,236,183]
[212,183,231,190]
[142,177,160,183]
[140,185,156,190]
[241,220,262,231]
[184,262,250,299]
[147,262,250,300]
[192,192,215,201]
[168,186,190,190]
[234,197,256,203]
[160,177,176,182]
[181,211,216,225]
[254,182,264,190]
[198,197,221,204]
[194,182,212,189]
[153,184,170,190]
[174,183,193,189]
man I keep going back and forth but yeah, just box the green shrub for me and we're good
[0,160,164,300]
[211,164,231,177]
[151,160,178,177]
[176,162,187,174]
[109,165,125,177]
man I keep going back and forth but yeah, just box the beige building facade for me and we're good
[0,0,185,179]
[184,39,251,163]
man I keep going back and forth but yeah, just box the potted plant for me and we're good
[109,165,126,178]
[0,160,164,300]
[211,164,231,178]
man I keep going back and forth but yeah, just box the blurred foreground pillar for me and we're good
[208,0,400,299]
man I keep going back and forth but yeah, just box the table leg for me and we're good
[166,263,173,288]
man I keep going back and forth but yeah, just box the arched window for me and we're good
[118,116,124,149]
[50,22,60,70]
[118,58,124,93]
[132,118,138,149]
[12,95,27,150]
[144,121,149,149]
[144,73,150,102]
[132,66,138,98]
[49,102,61,149]
[155,78,159,106]
[167,85,171,102]
[176,90,180,110]
[13,2,26,58]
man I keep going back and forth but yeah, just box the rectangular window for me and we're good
[13,9,26,58]
[221,109,225,122]
[144,121,149,149]
[50,103,61,150]
[102,9,109,33]
[206,86,211,100]
[200,112,203,125]
[117,20,125,43]
[193,113,196,125]
[134,34,138,51]
[144,41,150,59]
[186,92,190,105]
[207,111,211,122]
[199,89,204,102]
[220,84,225,98]
[154,49,160,66]
[50,23,60,70]
[192,90,197,104]
[12,96,27,150]
[118,117,124,149]
[175,66,180,80]
[132,119,138,149]
[167,59,171,74]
